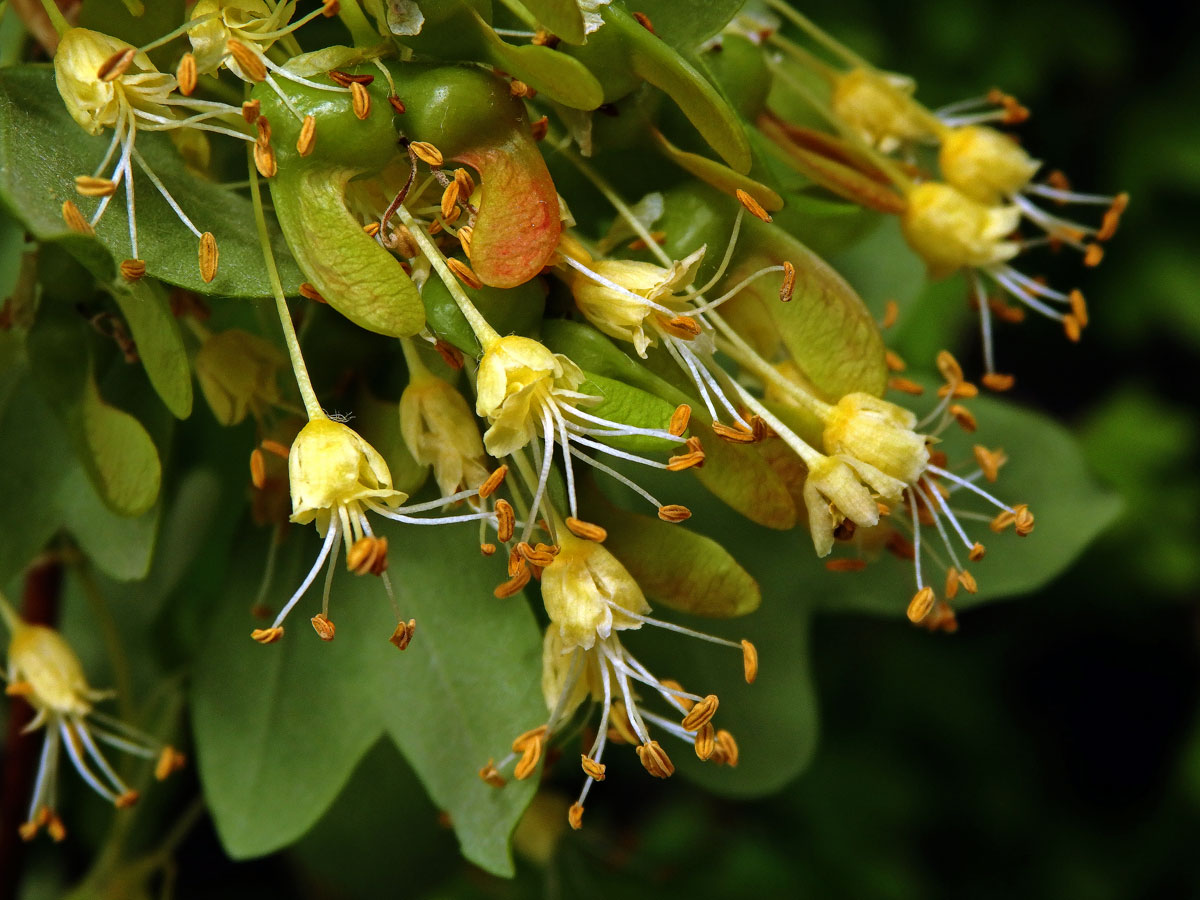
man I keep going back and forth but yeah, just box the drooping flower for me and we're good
[474,334,693,538]
[250,415,495,645]
[480,533,755,829]
[193,328,287,426]
[53,27,248,281]
[0,600,184,842]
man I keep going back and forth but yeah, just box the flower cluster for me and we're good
[0,0,1119,845]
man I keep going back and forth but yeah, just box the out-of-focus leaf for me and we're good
[585,484,761,617]
[78,0,185,60]
[0,66,302,298]
[26,303,161,516]
[193,519,543,875]
[58,464,160,581]
[111,279,192,419]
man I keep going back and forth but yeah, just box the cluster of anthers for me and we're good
[740,0,1128,382]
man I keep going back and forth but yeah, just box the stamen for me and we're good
[657,505,691,523]
[296,115,317,157]
[668,404,692,436]
[742,639,758,684]
[907,586,935,623]
[581,754,606,781]
[881,299,899,329]
[410,141,444,167]
[780,261,796,302]
[120,260,147,282]
[310,613,336,641]
[565,517,607,542]
[445,257,483,290]
[61,201,95,236]
[97,47,135,82]
[75,175,117,197]
[680,694,719,732]
[972,445,1006,483]
[982,373,1014,392]
[226,39,267,82]
[350,82,371,120]
[389,618,417,650]
[177,53,198,96]
[635,740,675,778]
[712,729,739,767]
[568,802,584,830]
[479,759,506,787]
[155,746,187,781]
[736,188,772,222]
[199,232,219,283]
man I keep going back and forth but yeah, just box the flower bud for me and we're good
[831,68,933,150]
[194,329,285,426]
[399,374,489,496]
[901,182,1022,278]
[939,125,1041,205]
[7,622,96,717]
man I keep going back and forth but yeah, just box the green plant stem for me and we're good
[247,148,323,420]
[75,563,135,720]
[337,0,379,47]
[395,206,501,348]
[34,0,65,36]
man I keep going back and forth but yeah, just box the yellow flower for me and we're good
[540,535,649,651]
[481,532,754,830]
[1,602,183,841]
[939,125,1041,206]
[255,416,494,644]
[54,29,175,136]
[901,181,1021,279]
[475,336,586,458]
[831,68,936,151]
[568,249,705,357]
[400,373,490,498]
[822,392,930,487]
[53,27,244,280]
[288,416,406,530]
[194,329,286,426]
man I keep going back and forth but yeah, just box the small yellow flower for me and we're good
[901,182,1022,279]
[400,373,490,498]
[475,336,586,458]
[482,528,753,829]
[55,29,175,136]
[194,329,286,426]
[540,534,649,651]
[568,249,705,357]
[938,125,1041,206]
[1,602,182,841]
[831,68,936,151]
[255,416,494,644]
[822,392,930,486]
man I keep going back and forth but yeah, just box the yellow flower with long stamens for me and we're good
[482,535,754,829]
[54,28,248,281]
[252,416,496,645]
[1,600,184,842]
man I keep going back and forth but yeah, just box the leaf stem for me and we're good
[247,148,323,420]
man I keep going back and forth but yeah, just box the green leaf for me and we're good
[584,484,761,617]
[58,464,160,581]
[0,65,302,298]
[26,302,161,516]
[192,519,544,875]
[271,166,425,338]
[78,0,186,59]
[577,372,678,454]
[622,0,746,52]
[111,279,193,419]
[468,9,604,109]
